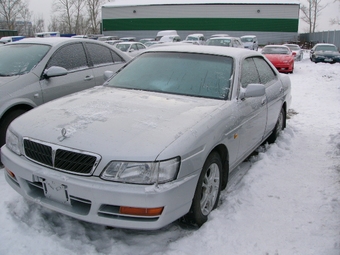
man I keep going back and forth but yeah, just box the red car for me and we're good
[262,45,295,73]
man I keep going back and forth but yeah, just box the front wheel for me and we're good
[267,107,286,144]
[183,152,222,227]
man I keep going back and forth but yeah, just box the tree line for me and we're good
[0,0,108,36]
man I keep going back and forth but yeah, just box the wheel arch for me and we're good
[210,144,229,190]
[0,103,34,122]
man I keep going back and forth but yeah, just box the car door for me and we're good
[40,42,95,102]
[253,57,284,137]
[236,57,267,160]
[84,42,128,86]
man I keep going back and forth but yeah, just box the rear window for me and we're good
[107,52,233,100]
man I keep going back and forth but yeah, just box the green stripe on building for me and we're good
[103,18,298,32]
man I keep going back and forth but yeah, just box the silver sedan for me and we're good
[2,45,291,230]
[0,37,131,159]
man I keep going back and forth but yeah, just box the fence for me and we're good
[299,30,340,49]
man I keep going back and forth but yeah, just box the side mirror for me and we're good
[103,70,114,81]
[239,83,265,100]
[43,66,68,79]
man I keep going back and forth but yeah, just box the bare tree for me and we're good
[301,0,328,33]
[18,1,32,36]
[73,0,87,34]
[330,0,340,26]
[53,0,75,33]
[86,0,106,34]
[32,15,45,34]
[0,0,26,30]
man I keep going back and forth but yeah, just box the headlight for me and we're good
[6,129,21,155]
[101,157,180,184]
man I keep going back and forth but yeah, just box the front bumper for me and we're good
[2,146,198,230]
[313,55,340,63]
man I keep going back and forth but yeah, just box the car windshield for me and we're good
[315,45,337,52]
[116,44,130,52]
[241,37,253,42]
[285,45,300,50]
[107,52,233,100]
[262,47,290,55]
[206,39,231,46]
[186,36,199,41]
[0,44,50,76]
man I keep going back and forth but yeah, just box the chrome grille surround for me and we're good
[23,137,101,176]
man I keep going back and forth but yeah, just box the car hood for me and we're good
[11,86,228,161]
[0,75,21,86]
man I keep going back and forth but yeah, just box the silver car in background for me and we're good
[205,36,244,48]
[2,45,291,230]
[284,43,304,61]
[0,37,131,160]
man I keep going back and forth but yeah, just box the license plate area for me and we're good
[40,177,71,205]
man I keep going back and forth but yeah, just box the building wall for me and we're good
[102,3,299,44]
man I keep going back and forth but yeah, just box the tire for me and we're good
[0,109,27,150]
[184,152,222,227]
[267,107,286,144]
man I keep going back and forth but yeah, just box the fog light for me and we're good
[119,206,164,216]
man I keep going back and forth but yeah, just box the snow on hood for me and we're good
[12,86,227,160]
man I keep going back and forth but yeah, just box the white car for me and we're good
[205,36,244,48]
[241,35,258,51]
[115,42,147,57]
[2,45,291,230]
[184,33,205,45]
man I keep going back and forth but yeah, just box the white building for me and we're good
[102,0,300,44]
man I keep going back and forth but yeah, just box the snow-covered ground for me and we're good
[1,52,340,255]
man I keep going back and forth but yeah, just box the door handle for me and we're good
[84,75,94,81]
[261,98,266,105]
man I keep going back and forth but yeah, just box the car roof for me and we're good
[208,36,238,40]
[264,44,289,48]
[314,43,336,47]
[241,35,257,38]
[144,44,262,59]
[8,37,91,47]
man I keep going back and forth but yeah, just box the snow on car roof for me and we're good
[144,44,262,59]
[9,37,91,46]
[103,0,300,7]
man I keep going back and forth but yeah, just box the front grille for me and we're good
[23,138,101,175]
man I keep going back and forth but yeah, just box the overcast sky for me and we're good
[28,0,340,33]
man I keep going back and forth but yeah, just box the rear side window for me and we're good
[47,43,88,71]
[86,43,125,67]
[253,57,277,86]
[240,58,260,88]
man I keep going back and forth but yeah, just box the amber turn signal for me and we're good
[5,168,16,179]
[119,206,164,216]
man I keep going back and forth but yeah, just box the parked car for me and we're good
[139,38,154,44]
[120,37,136,42]
[283,43,303,61]
[262,45,295,73]
[155,30,178,41]
[205,36,244,48]
[115,42,147,57]
[0,37,131,161]
[240,35,258,51]
[159,35,181,43]
[309,43,340,64]
[210,34,229,38]
[2,45,291,230]
[97,36,120,41]
[105,39,123,46]
[184,33,205,45]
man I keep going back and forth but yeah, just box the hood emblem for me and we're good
[58,128,67,142]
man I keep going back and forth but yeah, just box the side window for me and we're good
[131,44,138,51]
[47,43,88,71]
[240,58,260,88]
[86,43,114,67]
[111,50,125,63]
[137,43,146,50]
[253,57,277,86]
